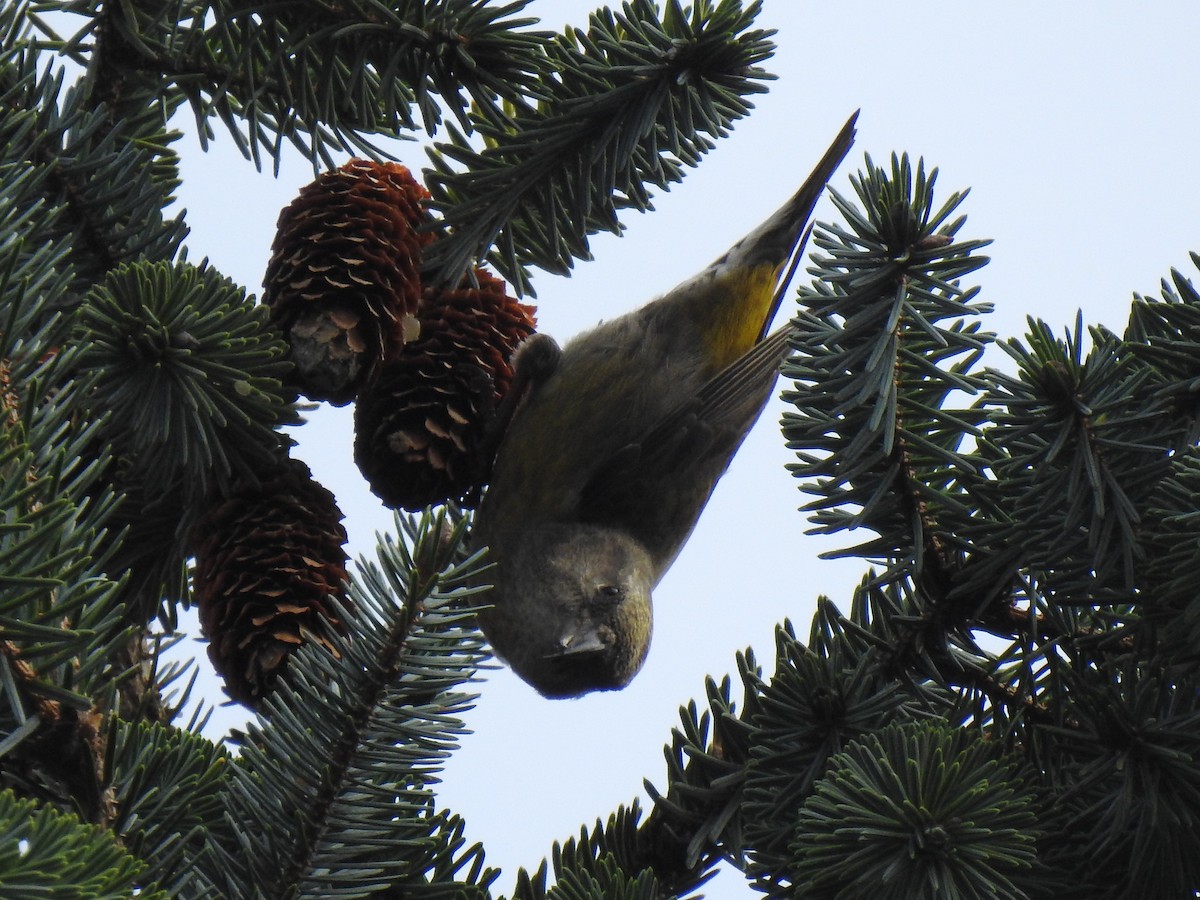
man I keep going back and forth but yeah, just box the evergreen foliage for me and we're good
[0,788,168,898]
[1,1,1198,898]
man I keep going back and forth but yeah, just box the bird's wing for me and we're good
[577,325,794,574]
[477,333,562,473]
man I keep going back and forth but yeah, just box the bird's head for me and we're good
[480,523,654,698]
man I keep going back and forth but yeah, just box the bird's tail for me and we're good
[716,110,859,341]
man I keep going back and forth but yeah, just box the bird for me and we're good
[471,112,858,698]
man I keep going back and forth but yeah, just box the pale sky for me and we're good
[167,2,1200,896]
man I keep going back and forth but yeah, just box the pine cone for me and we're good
[264,160,432,406]
[193,458,350,705]
[354,269,536,511]
[0,358,19,434]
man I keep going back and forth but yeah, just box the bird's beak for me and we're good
[548,626,607,659]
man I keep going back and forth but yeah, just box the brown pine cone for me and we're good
[354,269,536,511]
[0,359,18,434]
[264,160,432,406]
[193,458,350,705]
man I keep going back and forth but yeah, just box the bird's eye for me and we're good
[596,584,624,604]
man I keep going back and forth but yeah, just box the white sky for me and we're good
[166,2,1200,897]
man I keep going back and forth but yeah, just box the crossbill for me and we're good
[473,112,858,697]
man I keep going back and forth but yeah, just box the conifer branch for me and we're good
[424,0,776,291]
